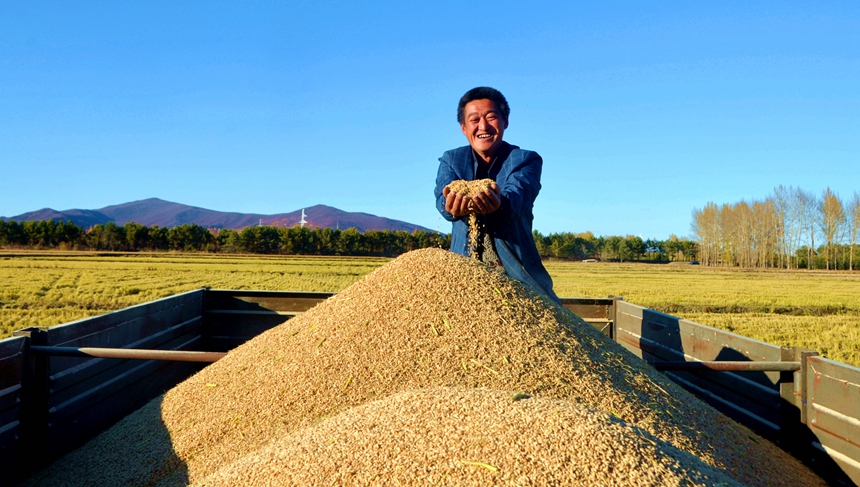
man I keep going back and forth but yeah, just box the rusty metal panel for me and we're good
[806,356,860,486]
[0,336,26,482]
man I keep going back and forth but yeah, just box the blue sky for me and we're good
[1,2,858,239]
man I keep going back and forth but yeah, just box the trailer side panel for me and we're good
[0,337,26,482]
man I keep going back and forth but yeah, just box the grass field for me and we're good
[2,251,859,366]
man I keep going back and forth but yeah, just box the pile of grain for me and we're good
[193,387,744,487]
[30,248,826,487]
[445,178,496,257]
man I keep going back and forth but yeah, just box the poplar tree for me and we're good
[849,192,860,271]
[819,188,846,270]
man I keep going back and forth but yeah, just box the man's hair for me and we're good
[457,87,510,127]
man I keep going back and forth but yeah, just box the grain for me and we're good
[29,248,826,487]
[193,387,745,487]
[445,178,495,199]
[445,178,496,258]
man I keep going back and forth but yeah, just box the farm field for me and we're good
[0,251,386,338]
[2,251,859,366]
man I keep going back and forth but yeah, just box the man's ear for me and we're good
[460,124,468,137]
[504,118,509,129]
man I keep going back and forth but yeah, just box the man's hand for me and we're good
[470,182,501,214]
[443,183,501,217]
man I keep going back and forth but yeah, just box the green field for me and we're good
[2,251,859,366]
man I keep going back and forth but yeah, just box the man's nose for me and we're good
[478,117,487,130]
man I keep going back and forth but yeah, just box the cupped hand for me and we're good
[470,183,501,214]
[443,186,471,217]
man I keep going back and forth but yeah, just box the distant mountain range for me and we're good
[2,198,437,233]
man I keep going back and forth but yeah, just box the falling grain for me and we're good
[445,178,496,258]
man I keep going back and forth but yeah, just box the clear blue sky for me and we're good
[1,2,858,239]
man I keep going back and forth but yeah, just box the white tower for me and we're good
[299,209,307,228]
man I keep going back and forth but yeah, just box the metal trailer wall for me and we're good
[806,356,860,484]
[0,337,26,481]
[203,290,335,351]
[614,300,860,486]
[5,289,210,485]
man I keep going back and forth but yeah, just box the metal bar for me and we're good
[653,361,801,372]
[206,309,299,316]
[29,346,226,363]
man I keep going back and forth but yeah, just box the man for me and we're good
[434,87,560,303]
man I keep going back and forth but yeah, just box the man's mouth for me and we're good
[477,134,493,139]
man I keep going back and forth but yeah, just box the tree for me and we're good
[819,188,846,270]
[239,226,280,254]
[752,199,777,268]
[149,226,169,250]
[625,235,645,261]
[850,192,860,271]
[315,227,340,254]
[0,220,25,247]
[796,188,819,269]
[125,222,149,251]
[549,232,579,260]
[168,224,214,251]
[336,227,364,255]
[217,229,241,253]
[692,202,720,265]
[282,226,314,254]
[644,239,666,261]
[58,220,84,249]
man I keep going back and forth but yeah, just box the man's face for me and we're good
[460,99,506,161]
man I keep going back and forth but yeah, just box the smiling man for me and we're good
[435,87,559,303]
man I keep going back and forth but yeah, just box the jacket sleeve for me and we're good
[434,150,466,223]
[491,150,542,223]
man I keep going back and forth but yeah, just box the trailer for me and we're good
[1,289,858,486]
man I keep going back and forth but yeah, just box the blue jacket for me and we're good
[434,142,560,303]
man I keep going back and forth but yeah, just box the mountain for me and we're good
[3,208,113,228]
[3,198,437,233]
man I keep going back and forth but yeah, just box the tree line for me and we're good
[0,219,700,262]
[0,220,450,257]
[692,186,860,270]
[533,231,698,262]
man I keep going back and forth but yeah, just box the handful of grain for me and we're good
[445,178,497,259]
[445,178,496,199]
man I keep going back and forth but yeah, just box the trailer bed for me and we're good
[1,289,858,486]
